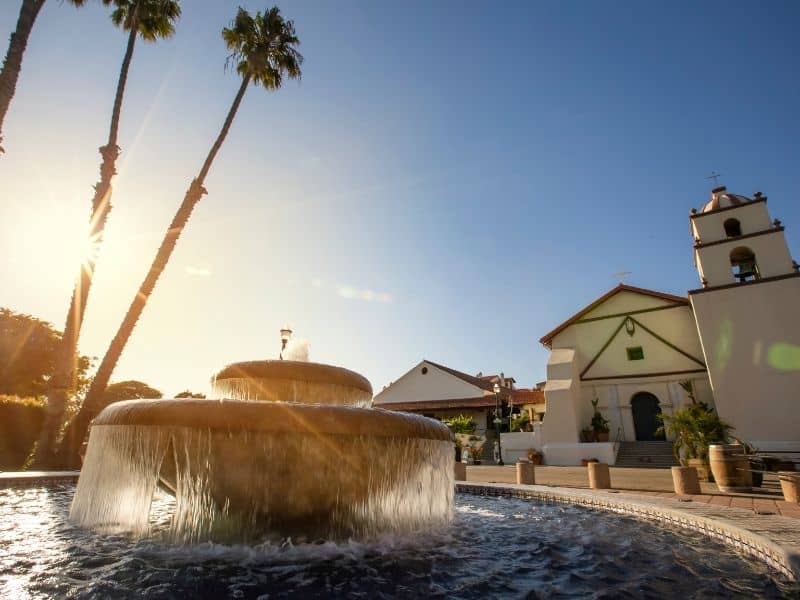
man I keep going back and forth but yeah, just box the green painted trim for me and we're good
[579,314,706,380]
[575,303,687,325]
[582,368,707,382]
[630,317,707,368]
[579,318,629,379]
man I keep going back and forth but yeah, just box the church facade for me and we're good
[539,186,800,464]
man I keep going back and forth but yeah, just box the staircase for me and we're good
[615,441,678,469]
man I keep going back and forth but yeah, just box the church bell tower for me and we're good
[689,186,800,451]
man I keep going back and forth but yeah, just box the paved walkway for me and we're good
[465,465,800,519]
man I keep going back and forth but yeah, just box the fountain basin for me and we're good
[211,360,373,406]
[72,398,454,541]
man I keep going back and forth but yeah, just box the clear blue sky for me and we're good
[1,1,798,396]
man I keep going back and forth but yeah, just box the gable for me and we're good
[578,307,706,380]
[580,290,680,320]
[374,361,487,404]
[540,284,688,346]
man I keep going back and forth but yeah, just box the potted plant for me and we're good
[591,398,610,442]
[733,438,763,487]
[468,443,484,465]
[580,428,593,443]
[526,448,542,465]
[657,393,733,482]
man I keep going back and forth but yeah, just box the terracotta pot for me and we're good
[595,432,609,443]
[687,458,712,482]
[779,472,800,503]
[709,444,752,493]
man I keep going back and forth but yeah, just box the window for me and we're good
[626,346,644,361]
[421,366,428,374]
[724,218,742,238]
[730,246,760,283]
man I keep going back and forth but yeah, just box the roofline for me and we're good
[423,359,512,393]
[690,196,766,219]
[538,284,689,347]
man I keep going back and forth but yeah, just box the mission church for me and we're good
[376,186,800,465]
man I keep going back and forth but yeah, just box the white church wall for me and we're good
[695,233,795,286]
[691,201,772,242]
[691,277,800,448]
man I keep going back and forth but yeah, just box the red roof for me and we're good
[511,389,545,405]
[539,284,689,347]
[423,360,513,394]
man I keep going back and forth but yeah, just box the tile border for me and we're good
[457,482,800,582]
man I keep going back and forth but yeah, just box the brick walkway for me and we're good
[465,465,800,519]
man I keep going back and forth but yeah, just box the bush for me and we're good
[0,396,45,470]
[443,414,476,435]
[511,412,530,432]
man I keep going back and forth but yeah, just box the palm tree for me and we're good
[59,6,303,467]
[0,0,88,153]
[32,0,181,468]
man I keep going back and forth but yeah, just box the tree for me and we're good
[0,308,91,399]
[59,6,303,468]
[34,0,181,468]
[443,414,477,435]
[0,0,88,153]
[102,380,162,406]
[175,390,206,398]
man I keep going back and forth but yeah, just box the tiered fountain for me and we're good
[70,330,453,542]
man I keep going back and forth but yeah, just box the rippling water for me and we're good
[1,484,797,599]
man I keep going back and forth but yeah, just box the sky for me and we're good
[1,1,799,397]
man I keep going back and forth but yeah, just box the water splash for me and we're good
[71,424,453,543]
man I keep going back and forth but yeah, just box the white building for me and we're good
[373,360,532,436]
[539,186,800,464]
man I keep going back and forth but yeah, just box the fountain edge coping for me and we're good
[457,481,800,582]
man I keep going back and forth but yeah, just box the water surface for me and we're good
[1,485,797,599]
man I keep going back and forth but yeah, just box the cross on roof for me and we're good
[706,171,722,186]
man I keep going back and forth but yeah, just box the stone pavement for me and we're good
[465,464,800,519]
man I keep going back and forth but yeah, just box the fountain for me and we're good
[70,333,454,542]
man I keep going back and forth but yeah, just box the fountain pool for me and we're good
[2,484,798,598]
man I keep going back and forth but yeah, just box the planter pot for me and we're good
[709,444,752,493]
[749,459,764,487]
[671,466,701,495]
[687,458,712,482]
[595,432,609,443]
[779,472,800,503]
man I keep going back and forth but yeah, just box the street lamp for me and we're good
[493,382,504,466]
[279,326,292,359]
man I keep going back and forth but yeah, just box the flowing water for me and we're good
[2,485,798,599]
[71,424,453,542]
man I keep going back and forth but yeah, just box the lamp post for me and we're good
[279,326,292,359]
[493,382,504,466]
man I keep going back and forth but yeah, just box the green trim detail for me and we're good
[575,303,687,325]
[579,314,706,380]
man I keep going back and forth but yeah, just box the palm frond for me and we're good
[221,5,303,90]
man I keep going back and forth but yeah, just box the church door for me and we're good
[631,392,665,441]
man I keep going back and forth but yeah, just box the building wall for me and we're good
[545,290,712,443]
[694,231,794,286]
[691,201,772,242]
[374,361,484,404]
[691,277,800,448]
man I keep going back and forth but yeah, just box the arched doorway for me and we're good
[631,392,665,441]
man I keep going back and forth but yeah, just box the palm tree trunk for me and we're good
[59,75,251,468]
[32,21,139,469]
[0,0,47,152]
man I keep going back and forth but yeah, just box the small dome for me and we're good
[702,186,752,213]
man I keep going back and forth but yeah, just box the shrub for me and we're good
[510,412,530,432]
[0,396,45,470]
[443,414,476,435]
